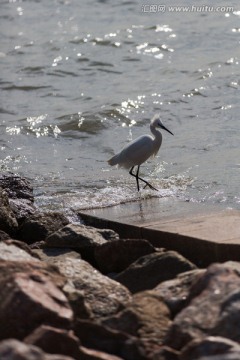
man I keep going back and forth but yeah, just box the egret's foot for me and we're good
[143,182,158,191]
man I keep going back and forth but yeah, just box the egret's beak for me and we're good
[161,125,174,136]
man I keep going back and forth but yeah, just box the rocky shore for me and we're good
[0,173,240,360]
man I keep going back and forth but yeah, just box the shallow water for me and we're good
[1,0,240,214]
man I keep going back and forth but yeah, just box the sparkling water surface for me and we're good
[1,0,240,213]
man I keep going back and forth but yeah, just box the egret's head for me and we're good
[151,115,174,135]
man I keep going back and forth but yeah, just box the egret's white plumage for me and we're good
[108,115,173,191]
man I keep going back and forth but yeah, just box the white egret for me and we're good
[108,115,174,191]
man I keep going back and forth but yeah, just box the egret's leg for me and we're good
[137,167,158,191]
[129,166,158,191]
[136,165,140,192]
[129,166,140,191]
[142,181,158,191]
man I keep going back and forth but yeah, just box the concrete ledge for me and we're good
[77,198,240,267]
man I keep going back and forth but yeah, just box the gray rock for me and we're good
[63,283,92,320]
[103,291,172,357]
[79,346,124,360]
[0,241,39,262]
[221,260,240,275]
[153,269,205,316]
[74,319,146,360]
[152,346,180,360]
[0,339,74,359]
[0,174,36,225]
[94,238,156,274]
[0,260,72,339]
[0,173,34,201]
[19,211,69,243]
[46,223,119,248]
[0,187,18,236]
[9,197,36,225]
[114,250,197,294]
[25,325,82,360]
[165,263,240,351]
[180,336,240,360]
[197,354,240,360]
[32,248,93,319]
[32,248,82,263]
[46,224,119,265]
[0,230,11,240]
[41,255,131,320]
[3,239,38,257]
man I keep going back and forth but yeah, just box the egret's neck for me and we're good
[150,124,162,143]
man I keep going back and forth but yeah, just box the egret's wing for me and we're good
[120,135,154,166]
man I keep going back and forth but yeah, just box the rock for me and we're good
[0,230,11,240]
[103,291,172,357]
[32,249,93,319]
[9,197,36,225]
[221,260,240,275]
[153,269,205,316]
[0,173,36,225]
[0,187,18,235]
[0,173,34,201]
[180,336,240,360]
[0,260,72,340]
[19,211,69,243]
[63,283,92,320]
[197,354,240,360]
[0,241,39,261]
[152,346,180,360]
[4,238,40,258]
[74,319,146,360]
[46,224,119,247]
[79,346,124,360]
[165,263,240,351]
[32,248,82,263]
[40,256,131,320]
[0,259,66,289]
[30,240,47,249]
[46,224,119,265]
[25,325,82,359]
[0,339,74,359]
[94,239,156,274]
[114,251,197,294]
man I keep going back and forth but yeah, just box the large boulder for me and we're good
[32,248,82,263]
[165,263,240,351]
[74,319,146,360]
[32,249,92,319]
[94,239,156,274]
[0,173,33,201]
[0,173,36,225]
[180,336,240,360]
[0,339,74,359]
[0,260,72,340]
[25,325,82,360]
[36,254,131,320]
[0,241,39,262]
[19,212,69,243]
[0,230,11,240]
[45,224,119,264]
[79,346,124,360]
[103,291,172,357]
[196,355,240,360]
[0,187,18,236]
[152,269,205,316]
[114,251,197,294]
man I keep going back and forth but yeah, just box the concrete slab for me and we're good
[77,198,240,267]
